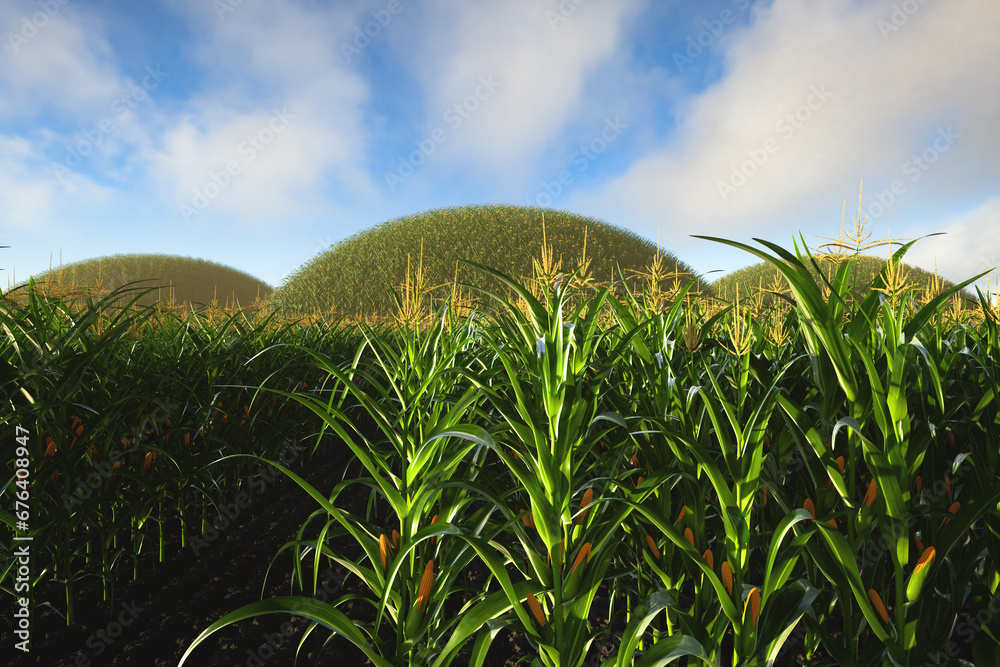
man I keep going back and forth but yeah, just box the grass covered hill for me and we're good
[269,204,713,321]
[711,252,980,309]
[5,253,272,311]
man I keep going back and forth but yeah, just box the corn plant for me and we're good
[605,297,817,662]
[695,231,1000,664]
[1,278,157,624]
[8,224,1000,666]
[442,260,659,667]
[178,301,509,666]
[1,277,354,627]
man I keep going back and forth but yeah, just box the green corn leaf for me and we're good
[635,634,718,667]
[762,509,816,601]
[760,580,820,667]
[177,596,392,667]
[692,233,859,402]
[813,522,897,648]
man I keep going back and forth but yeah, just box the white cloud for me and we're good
[387,0,647,184]
[0,134,111,234]
[3,0,995,293]
[0,136,57,228]
[0,2,172,217]
[145,0,378,228]
[573,0,1000,245]
[0,1,125,119]
[905,196,1000,297]
[150,106,339,226]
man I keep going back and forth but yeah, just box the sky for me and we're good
[2,0,998,302]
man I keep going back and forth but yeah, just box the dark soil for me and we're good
[1,412,850,667]
[0,417,542,667]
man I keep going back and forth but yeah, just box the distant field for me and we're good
[712,252,980,309]
[266,203,714,323]
[5,253,272,312]
[3,206,990,325]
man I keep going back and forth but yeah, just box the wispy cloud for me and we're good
[906,196,1000,295]
[0,1,125,119]
[384,0,646,186]
[0,0,995,295]
[144,0,378,227]
[574,0,1000,258]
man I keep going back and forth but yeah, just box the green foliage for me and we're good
[712,253,979,309]
[6,229,1000,666]
[269,204,714,321]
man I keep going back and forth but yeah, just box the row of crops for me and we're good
[0,278,381,628]
[4,234,1000,665]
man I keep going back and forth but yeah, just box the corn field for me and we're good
[4,228,1000,666]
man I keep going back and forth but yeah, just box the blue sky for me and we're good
[2,0,998,302]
